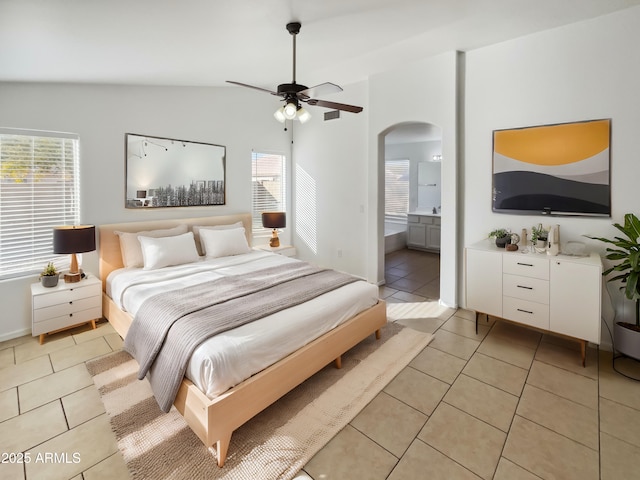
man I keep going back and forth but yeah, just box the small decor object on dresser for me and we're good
[489,228,511,248]
[40,262,59,288]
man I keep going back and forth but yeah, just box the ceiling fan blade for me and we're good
[306,98,363,113]
[297,82,343,100]
[226,81,279,96]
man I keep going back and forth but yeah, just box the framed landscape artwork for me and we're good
[125,133,226,208]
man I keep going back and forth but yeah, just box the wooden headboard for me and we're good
[98,213,252,291]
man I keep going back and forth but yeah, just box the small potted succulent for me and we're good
[489,228,511,248]
[531,224,548,247]
[40,262,59,288]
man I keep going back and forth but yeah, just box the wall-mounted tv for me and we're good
[492,118,611,217]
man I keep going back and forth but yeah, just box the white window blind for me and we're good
[252,151,286,236]
[0,129,80,279]
[385,159,410,220]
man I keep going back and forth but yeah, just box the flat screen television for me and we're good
[492,118,611,217]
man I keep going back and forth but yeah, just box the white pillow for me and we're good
[116,224,188,268]
[200,227,251,259]
[138,231,200,270]
[192,221,244,256]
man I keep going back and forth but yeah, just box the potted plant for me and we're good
[489,228,511,248]
[587,213,640,360]
[40,262,59,288]
[531,224,548,246]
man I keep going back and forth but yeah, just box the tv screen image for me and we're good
[492,118,611,217]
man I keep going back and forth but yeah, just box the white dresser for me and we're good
[465,241,602,365]
[31,275,101,344]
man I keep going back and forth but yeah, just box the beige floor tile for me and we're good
[0,401,67,453]
[379,286,399,299]
[453,309,475,322]
[535,341,598,378]
[25,414,117,480]
[600,431,640,480]
[391,290,428,302]
[0,387,19,422]
[503,416,599,480]
[462,353,528,397]
[414,280,440,299]
[384,366,449,415]
[104,333,124,351]
[493,458,540,480]
[82,451,130,480]
[395,316,446,334]
[600,396,640,449]
[599,350,640,410]
[351,391,427,458]
[441,316,490,341]
[18,363,93,413]
[388,439,482,480]
[409,346,466,384]
[419,403,505,480]
[516,384,598,450]
[443,374,518,432]
[488,321,541,350]
[476,334,536,370]
[0,334,33,351]
[0,355,52,392]
[72,321,115,344]
[50,337,112,372]
[0,461,25,480]
[0,347,14,368]
[14,336,75,364]
[62,385,106,429]
[527,360,598,410]
[429,329,480,361]
[304,425,397,480]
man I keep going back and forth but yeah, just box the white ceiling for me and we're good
[2,0,640,93]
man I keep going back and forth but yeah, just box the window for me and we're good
[385,159,410,220]
[0,129,80,279]
[251,151,286,236]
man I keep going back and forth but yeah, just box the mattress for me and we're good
[107,250,380,399]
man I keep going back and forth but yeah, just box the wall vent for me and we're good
[324,110,340,121]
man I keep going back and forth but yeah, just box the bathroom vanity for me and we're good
[406,211,441,251]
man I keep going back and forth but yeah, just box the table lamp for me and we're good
[53,225,96,283]
[261,212,286,248]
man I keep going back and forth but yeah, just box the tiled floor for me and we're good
[1,247,640,479]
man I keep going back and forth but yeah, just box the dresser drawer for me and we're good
[33,282,101,309]
[32,306,102,336]
[503,255,549,280]
[33,295,101,323]
[503,296,549,330]
[503,274,549,304]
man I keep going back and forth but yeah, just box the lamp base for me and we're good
[269,236,281,248]
[64,269,83,283]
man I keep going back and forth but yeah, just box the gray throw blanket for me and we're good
[124,261,360,412]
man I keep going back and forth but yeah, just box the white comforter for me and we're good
[107,250,379,399]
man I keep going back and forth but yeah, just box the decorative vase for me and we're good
[495,236,511,248]
[41,275,59,288]
[614,321,640,361]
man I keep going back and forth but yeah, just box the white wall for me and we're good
[369,52,460,307]
[464,6,640,345]
[0,83,292,340]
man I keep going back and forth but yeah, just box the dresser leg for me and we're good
[580,340,586,367]
[90,319,97,329]
[39,334,45,345]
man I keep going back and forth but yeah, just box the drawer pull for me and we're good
[517,308,533,314]
[517,285,533,290]
[69,313,73,317]
[517,262,534,267]
[69,301,73,305]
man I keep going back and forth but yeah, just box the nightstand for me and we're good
[256,245,297,257]
[31,274,102,344]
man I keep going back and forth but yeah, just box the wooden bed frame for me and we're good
[98,213,387,467]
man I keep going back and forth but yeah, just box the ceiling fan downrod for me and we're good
[286,22,301,85]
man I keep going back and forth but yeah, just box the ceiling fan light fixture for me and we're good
[297,107,311,124]
[283,101,298,120]
[274,106,286,123]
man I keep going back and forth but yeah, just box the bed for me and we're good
[98,213,387,467]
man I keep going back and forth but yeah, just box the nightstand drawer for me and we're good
[503,274,549,304]
[33,295,101,323]
[33,282,101,309]
[32,306,102,336]
[503,296,549,330]
[503,255,549,280]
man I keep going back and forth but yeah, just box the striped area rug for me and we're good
[86,321,433,480]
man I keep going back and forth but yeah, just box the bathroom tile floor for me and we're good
[1,248,640,479]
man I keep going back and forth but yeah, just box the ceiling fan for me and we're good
[227,22,363,124]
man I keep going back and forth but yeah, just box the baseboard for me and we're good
[0,327,31,343]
